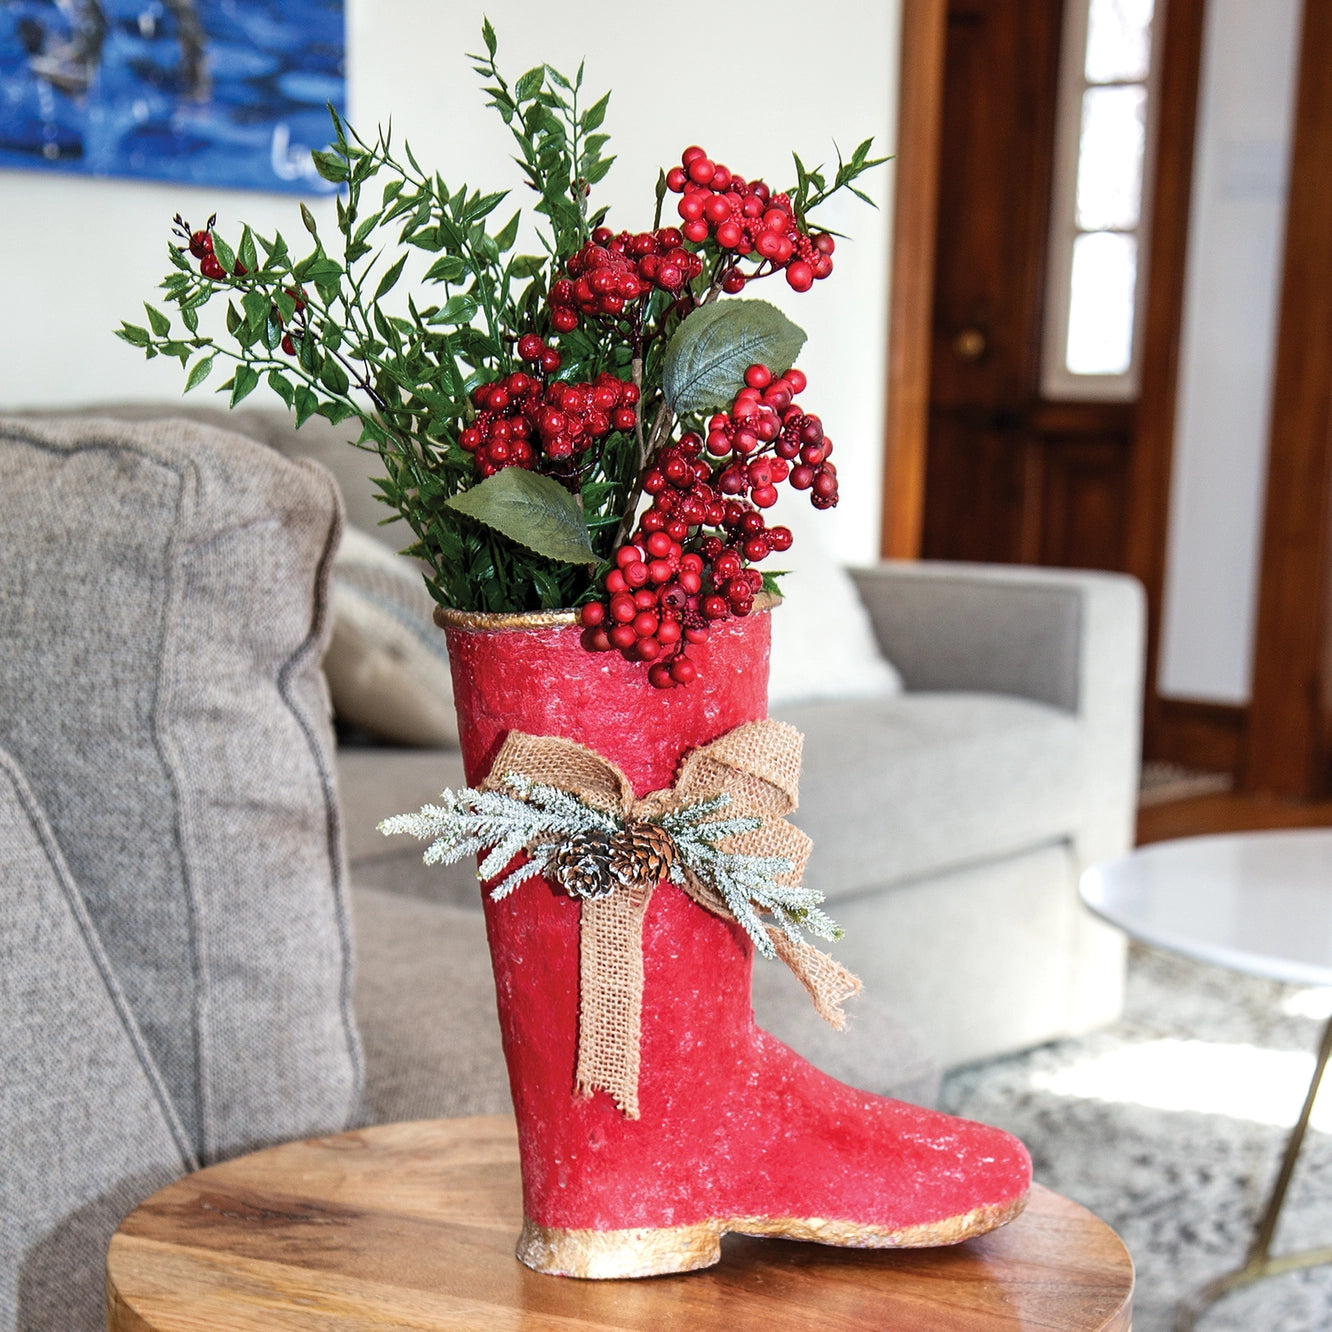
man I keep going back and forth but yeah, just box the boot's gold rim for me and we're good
[435,593,781,633]
[515,1187,1029,1279]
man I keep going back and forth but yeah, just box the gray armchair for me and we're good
[772,562,1144,1067]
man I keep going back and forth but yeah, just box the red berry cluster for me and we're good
[459,334,639,477]
[548,226,703,330]
[704,364,839,510]
[172,213,245,280]
[666,148,835,294]
[579,362,824,688]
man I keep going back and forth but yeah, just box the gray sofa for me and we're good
[0,411,1144,1330]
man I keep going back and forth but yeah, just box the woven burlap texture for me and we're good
[481,720,861,1118]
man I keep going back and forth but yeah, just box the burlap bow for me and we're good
[480,719,861,1118]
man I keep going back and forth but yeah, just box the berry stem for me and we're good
[611,396,673,551]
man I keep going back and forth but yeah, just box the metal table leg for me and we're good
[1176,1013,1332,1331]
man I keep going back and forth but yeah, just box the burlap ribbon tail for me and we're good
[480,719,861,1119]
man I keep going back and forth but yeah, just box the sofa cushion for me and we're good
[0,746,194,1332]
[326,525,457,747]
[774,691,1083,898]
[0,414,362,1162]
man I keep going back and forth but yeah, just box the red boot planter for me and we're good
[384,602,1032,1279]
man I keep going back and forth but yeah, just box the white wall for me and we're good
[1157,0,1302,703]
[0,0,899,564]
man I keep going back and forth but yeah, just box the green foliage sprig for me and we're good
[120,24,885,620]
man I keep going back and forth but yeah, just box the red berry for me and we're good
[609,593,637,623]
[609,624,638,650]
[518,333,545,361]
[200,255,225,280]
[670,657,698,685]
[648,662,676,689]
[786,261,815,292]
[580,602,606,627]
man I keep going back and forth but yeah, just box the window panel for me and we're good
[1085,0,1156,84]
[1076,85,1147,230]
[1066,232,1138,375]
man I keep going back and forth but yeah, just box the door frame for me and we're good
[882,0,1332,797]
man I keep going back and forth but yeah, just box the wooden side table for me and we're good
[107,1115,1133,1331]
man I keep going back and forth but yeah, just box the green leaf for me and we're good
[582,91,610,132]
[515,66,545,101]
[118,322,151,347]
[374,252,408,300]
[312,149,349,183]
[661,300,807,415]
[320,357,350,395]
[181,305,199,334]
[481,16,497,56]
[184,355,215,392]
[230,363,260,406]
[267,369,295,407]
[144,304,171,337]
[444,468,596,564]
[494,208,520,253]
[507,254,546,280]
[211,231,236,275]
[424,255,467,283]
[238,225,258,275]
[301,203,320,236]
[242,289,269,330]
[316,400,358,425]
[429,294,479,325]
[294,386,320,427]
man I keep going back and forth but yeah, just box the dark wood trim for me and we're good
[1152,698,1248,775]
[881,0,947,559]
[1123,0,1209,764]
[1243,0,1332,798]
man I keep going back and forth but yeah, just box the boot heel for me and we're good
[516,1217,724,1279]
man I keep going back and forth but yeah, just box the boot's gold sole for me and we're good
[516,1189,1030,1279]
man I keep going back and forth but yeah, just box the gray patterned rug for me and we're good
[940,944,1332,1331]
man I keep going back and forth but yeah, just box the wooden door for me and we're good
[918,0,1133,573]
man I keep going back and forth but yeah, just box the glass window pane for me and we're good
[1076,85,1147,230]
[1086,0,1155,83]
[1066,232,1138,375]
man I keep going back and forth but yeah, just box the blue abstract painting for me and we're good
[0,0,343,192]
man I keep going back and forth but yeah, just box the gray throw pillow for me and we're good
[0,414,363,1163]
[0,745,194,1332]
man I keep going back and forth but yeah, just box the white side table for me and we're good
[1081,829,1332,1331]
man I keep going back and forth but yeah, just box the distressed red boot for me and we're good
[439,606,1032,1279]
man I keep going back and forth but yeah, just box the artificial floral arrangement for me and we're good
[121,28,1034,1279]
[118,19,882,692]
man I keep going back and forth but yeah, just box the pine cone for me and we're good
[609,820,677,891]
[551,829,617,900]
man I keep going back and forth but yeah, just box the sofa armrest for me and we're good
[849,560,1146,864]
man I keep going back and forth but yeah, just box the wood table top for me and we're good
[107,1115,1133,1331]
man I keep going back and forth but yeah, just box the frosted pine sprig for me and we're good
[379,779,842,957]
[378,775,617,900]
[661,794,841,959]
